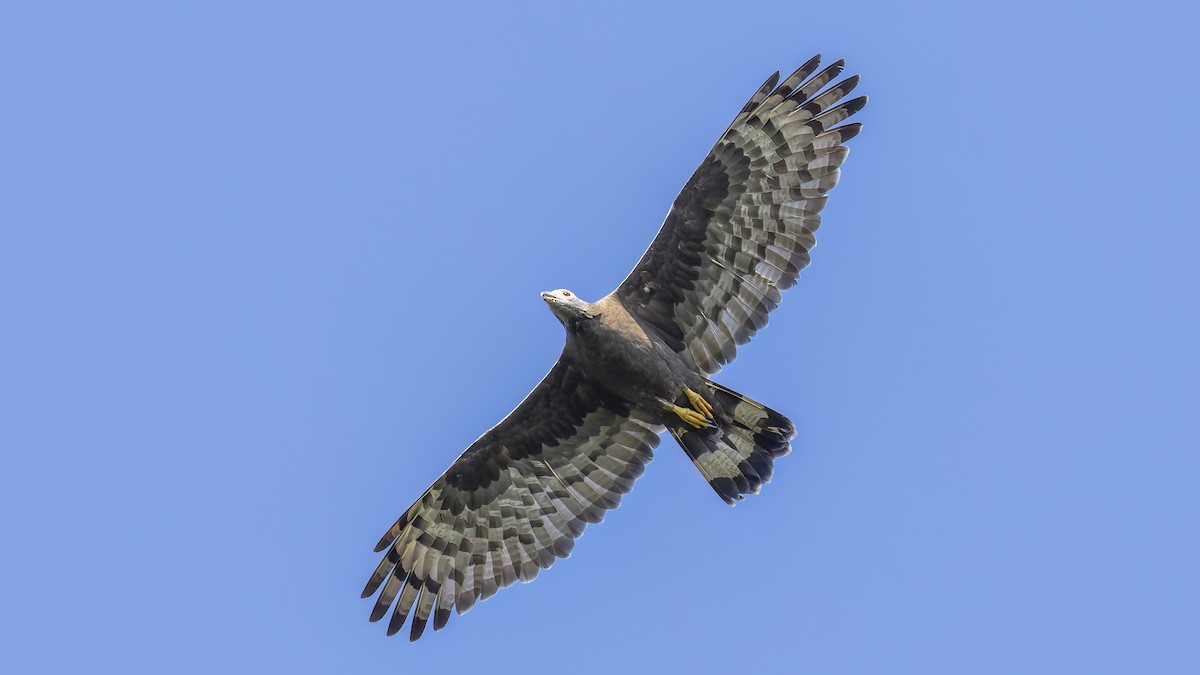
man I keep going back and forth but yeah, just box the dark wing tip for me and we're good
[842,94,868,116]
[787,54,821,82]
[362,563,390,600]
[825,121,863,143]
[374,517,405,551]
[369,600,389,622]
[386,612,404,636]
[409,614,429,642]
[738,71,782,117]
[433,606,452,632]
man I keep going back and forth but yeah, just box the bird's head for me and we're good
[541,289,596,330]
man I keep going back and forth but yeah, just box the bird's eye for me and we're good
[563,291,572,297]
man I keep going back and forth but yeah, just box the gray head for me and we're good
[540,289,596,330]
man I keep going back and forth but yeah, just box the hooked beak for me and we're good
[540,291,553,303]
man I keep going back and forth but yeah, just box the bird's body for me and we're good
[364,55,867,641]
[552,292,699,411]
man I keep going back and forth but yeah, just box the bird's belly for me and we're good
[575,336,688,406]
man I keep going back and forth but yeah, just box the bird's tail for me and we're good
[669,380,795,504]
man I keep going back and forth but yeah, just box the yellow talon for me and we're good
[672,404,709,429]
[685,388,715,421]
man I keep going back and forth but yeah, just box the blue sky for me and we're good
[2,1,1197,673]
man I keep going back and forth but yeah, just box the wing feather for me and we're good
[364,360,662,640]
[615,55,866,373]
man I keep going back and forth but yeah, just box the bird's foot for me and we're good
[684,387,715,422]
[672,404,711,429]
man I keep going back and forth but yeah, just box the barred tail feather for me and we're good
[669,380,795,504]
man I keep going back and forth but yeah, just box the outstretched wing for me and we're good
[615,55,866,374]
[363,359,662,641]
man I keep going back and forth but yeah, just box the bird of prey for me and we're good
[363,55,866,641]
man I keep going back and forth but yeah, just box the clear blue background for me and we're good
[2,1,1196,673]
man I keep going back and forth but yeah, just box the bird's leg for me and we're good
[685,387,715,422]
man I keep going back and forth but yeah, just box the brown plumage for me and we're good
[363,55,867,641]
